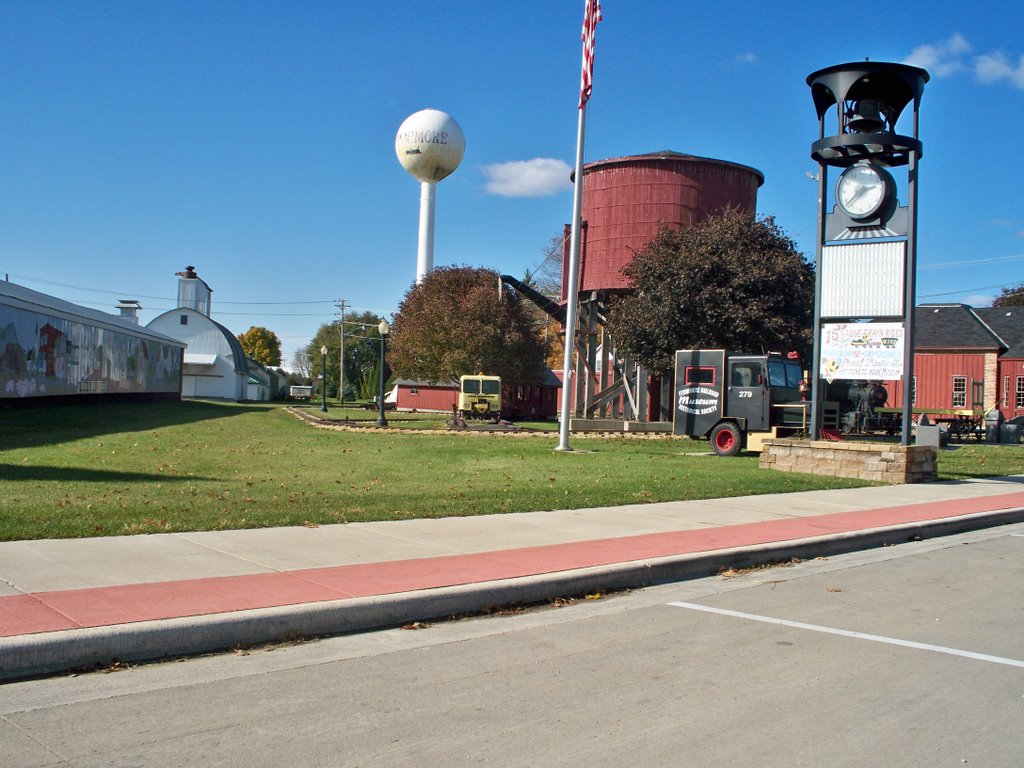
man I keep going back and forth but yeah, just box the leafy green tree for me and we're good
[237,326,282,366]
[355,358,390,401]
[992,283,1024,308]
[388,265,547,384]
[606,209,814,374]
[305,310,384,399]
[343,310,390,400]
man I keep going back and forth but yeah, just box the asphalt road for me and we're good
[3,523,1023,767]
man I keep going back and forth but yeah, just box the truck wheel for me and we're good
[710,422,743,457]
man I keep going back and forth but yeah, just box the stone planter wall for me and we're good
[759,439,937,484]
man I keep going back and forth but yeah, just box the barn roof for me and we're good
[395,369,562,388]
[394,378,458,388]
[914,304,1007,352]
[147,307,249,376]
[972,307,1024,358]
[0,280,185,347]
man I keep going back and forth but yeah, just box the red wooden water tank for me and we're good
[563,151,764,297]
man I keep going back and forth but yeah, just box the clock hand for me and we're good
[845,183,866,205]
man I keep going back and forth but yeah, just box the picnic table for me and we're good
[874,407,983,443]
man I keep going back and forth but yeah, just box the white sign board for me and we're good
[820,322,905,381]
[820,241,906,318]
[676,386,721,416]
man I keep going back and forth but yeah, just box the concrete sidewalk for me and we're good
[3,476,1024,681]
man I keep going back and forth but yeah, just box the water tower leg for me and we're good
[599,328,610,418]
[416,181,437,283]
[584,299,598,416]
[636,364,649,421]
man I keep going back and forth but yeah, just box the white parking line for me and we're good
[668,601,1024,669]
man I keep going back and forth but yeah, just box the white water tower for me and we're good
[395,109,465,283]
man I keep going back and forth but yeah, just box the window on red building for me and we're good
[952,376,967,409]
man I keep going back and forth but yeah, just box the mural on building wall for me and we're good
[0,308,181,398]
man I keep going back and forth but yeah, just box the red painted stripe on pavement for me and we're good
[2,492,1022,638]
[0,595,78,637]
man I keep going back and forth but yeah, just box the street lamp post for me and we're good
[320,344,329,412]
[376,319,389,427]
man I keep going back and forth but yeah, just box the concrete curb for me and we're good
[3,507,1023,682]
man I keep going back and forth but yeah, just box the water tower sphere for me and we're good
[395,109,465,183]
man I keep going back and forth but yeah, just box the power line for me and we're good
[3,272,337,305]
[920,254,1024,270]
[919,283,1007,299]
[71,298,335,317]
[205,310,338,316]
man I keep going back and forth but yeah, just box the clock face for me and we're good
[836,163,890,219]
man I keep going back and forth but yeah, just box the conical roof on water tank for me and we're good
[563,151,764,297]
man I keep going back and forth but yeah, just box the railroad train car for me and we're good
[458,374,502,420]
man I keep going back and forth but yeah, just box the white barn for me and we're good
[147,267,250,401]
[245,356,286,401]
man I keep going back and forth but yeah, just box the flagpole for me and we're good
[556,103,588,452]
[557,0,600,453]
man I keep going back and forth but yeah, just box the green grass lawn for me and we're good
[0,400,1020,540]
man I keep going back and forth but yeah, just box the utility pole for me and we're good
[336,299,348,403]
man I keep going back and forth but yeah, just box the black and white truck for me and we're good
[673,350,808,456]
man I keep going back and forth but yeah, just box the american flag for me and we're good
[579,0,602,108]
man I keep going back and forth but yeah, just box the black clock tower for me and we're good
[807,62,929,445]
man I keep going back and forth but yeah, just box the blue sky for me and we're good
[1,1,1022,368]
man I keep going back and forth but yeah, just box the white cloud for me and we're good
[974,50,1024,89]
[735,52,758,65]
[905,33,971,77]
[481,158,573,198]
[905,34,1024,89]
[963,294,995,308]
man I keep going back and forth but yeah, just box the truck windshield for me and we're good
[768,362,788,387]
[786,363,803,387]
[481,380,501,395]
[768,361,803,388]
[462,380,480,394]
